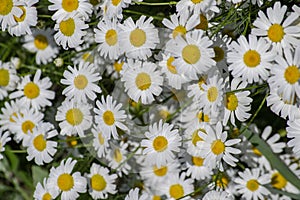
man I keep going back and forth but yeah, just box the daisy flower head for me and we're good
[0,129,11,160]
[55,98,92,137]
[8,0,37,37]
[0,99,25,132]
[94,95,128,139]
[0,60,19,100]
[119,15,159,60]
[176,0,219,15]
[141,120,181,167]
[251,1,300,55]
[26,122,58,165]
[202,190,234,200]
[54,14,89,50]
[48,0,92,22]
[91,124,110,158]
[227,34,276,84]
[9,69,55,111]
[185,153,213,180]
[0,0,22,31]
[234,168,271,200]
[103,0,133,20]
[223,78,253,126]
[287,118,300,158]
[121,59,163,105]
[48,158,87,200]
[125,188,149,200]
[94,17,121,60]
[165,29,216,80]
[33,178,59,200]
[23,28,59,65]
[61,62,102,102]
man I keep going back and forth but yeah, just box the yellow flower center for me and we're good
[34,35,48,50]
[153,165,168,176]
[0,69,9,86]
[182,45,201,64]
[169,184,184,199]
[268,24,284,43]
[159,109,170,120]
[102,110,115,126]
[91,174,107,191]
[0,0,13,15]
[226,93,238,111]
[172,25,187,39]
[153,136,168,152]
[24,82,40,99]
[114,149,122,163]
[130,28,146,47]
[82,52,94,62]
[243,50,261,68]
[135,72,151,90]
[207,86,218,102]
[192,156,204,166]
[166,56,177,74]
[197,111,210,122]
[66,136,77,147]
[62,0,79,12]
[98,132,105,145]
[21,120,35,134]
[246,179,259,192]
[284,65,300,84]
[105,29,118,46]
[9,112,20,123]
[191,129,203,146]
[196,14,208,30]
[42,193,52,200]
[13,6,26,22]
[271,172,287,189]
[217,175,229,189]
[252,146,262,156]
[111,0,121,6]
[191,0,203,4]
[211,139,225,155]
[65,108,83,126]
[57,173,74,191]
[74,74,88,90]
[33,134,47,151]
[152,195,161,200]
[113,61,124,72]
[213,46,224,62]
[60,18,75,37]
[198,77,206,90]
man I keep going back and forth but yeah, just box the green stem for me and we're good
[123,10,164,21]
[227,83,268,94]
[134,1,177,6]
[6,150,27,154]
[177,182,210,200]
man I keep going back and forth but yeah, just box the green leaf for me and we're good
[4,146,19,172]
[32,166,48,187]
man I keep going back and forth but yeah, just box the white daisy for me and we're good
[0,60,19,100]
[33,178,59,200]
[287,118,300,158]
[121,59,163,105]
[9,69,55,111]
[103,0,133,20]
[86,163,118,199]
[0,99,25,132]
[119,15,159,60]
[0,129,11,160]
[176,0,219,15]
[55,99,92,137]
[185,153,212,180]
[91,124,110,158]
[48,158,87,200]
[187,75,206,100]
[0,0,22,31]
[141,120,181,167]
[125,188,149,200]
[61,62,102,102]
[202,190,234,200]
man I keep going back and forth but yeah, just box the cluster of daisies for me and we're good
[0,0,300,199]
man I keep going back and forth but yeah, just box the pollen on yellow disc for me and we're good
[284,65,300,84]
[113,61,124,72]
[246,179,259,192]
[268,24,284,43]
[0,69,9,86]
[207,86,218,102]
[65,108,84,126]
[169,184,184,199]
[153,165,168,176]
[24,82,40,99]
[22,120,35,134]
[191,0,203,4]
[172,25,187,39]
[135,72,151,90]
[74,74,88,90]
[182,45,201,64]
[152,195,161,200]
[243,50,261,68]
[192,156,204,166]
[130,28,146,47]
[98,132,105,145]
[213,46,224,62]
[33,134,47,151]
[217,175,229,189]
[57,173,74,191]
[153,136,168,152]
[60,18,75,37]
[191,130,203,146]
[196,14,208,30]
[91,174,107,191]
[211,139,225,155]
[114,149,122,163]
[13,6,26,22]
[226,93,238,111]
[167,56,177,74]
[105,29,118,46]
[42,192,52,200]
[0,0,13,15]
[34,35,48,50]
[197,111,210,123]
[111,0,121,6]
[62,0,79,12]
[102,110,115,126]
[66,136,78,147]
[271,172,287,189]
[252,146,262,156]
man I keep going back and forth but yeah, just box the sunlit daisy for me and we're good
[34,178,59,200]
[270,169,299,196]
[0,129,11,160]
[91,124,110,158]
[23,28,59,65]
[125,188,149,200]
[55,99,92,137]
[141,120,181,167]
[61,62,101,102]
[121,59,163,104]
[9,69,55,111]
[48,158,87,200]
[0,0,22,31]
[176,0,219,15]
[202,190,234,200]
[185,153,212,180]
[187,75,206,100]
[119,15,159,60]
[0,60,19,100]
